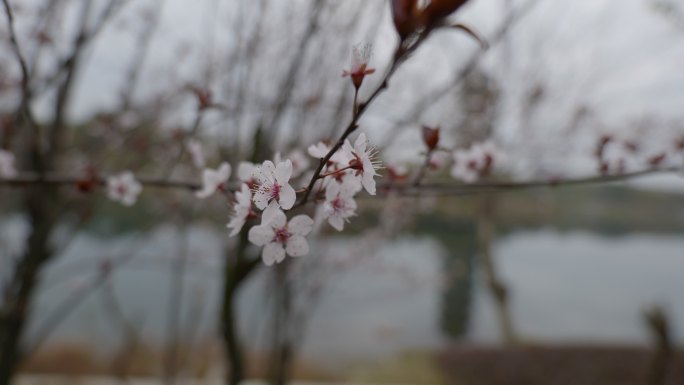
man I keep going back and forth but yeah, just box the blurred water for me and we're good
[2,217,684,369]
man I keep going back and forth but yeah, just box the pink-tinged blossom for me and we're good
[253,160,296,210]
[248,206,314,266]
[323,179,361,231]
[275,150,311,178]
[451,151,479,183]
[600,140,638,175]
[107,171,142,206]
[386,163,409,182]
[287,150,310,178]
[429,151,450,170]
[196,162,231,199]
[342,44,376,89]
[186,139,205,168]
[343,133,381,195]
[227,184,254,236]
[308,141,351,165]
[450,142,496,183]
[0,149,17,178]
[238,161,257,185]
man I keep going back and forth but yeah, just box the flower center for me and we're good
[116,184,128,195]
[274,227,290,244]
[331,197,346,212]
[270,183,281,200]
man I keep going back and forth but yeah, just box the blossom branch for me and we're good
[3,166,679,197]
[379,166,682,197]
[298,31,432,205]
[1,0,30,96]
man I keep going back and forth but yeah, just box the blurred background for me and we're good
[2,0,684,384]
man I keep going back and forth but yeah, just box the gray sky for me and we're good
[5,0,684,183]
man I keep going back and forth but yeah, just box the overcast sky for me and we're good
[4,0,684,184]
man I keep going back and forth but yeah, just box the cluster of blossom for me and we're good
[221,133,380,265]
[449,142,496,183]
[95,131,381,266]
[594,135,680,175]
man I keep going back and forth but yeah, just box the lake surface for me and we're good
[2,217,684,370]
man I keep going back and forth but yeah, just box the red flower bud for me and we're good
[76,168,99,194]
[390,0,419,40]
[421,126,440,151]
[422,0,470,27]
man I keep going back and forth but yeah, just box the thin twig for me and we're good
[298,30,432,205]
[2,0,30,95]
[1,167,680,197]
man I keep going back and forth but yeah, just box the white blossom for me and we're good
[602,141,638,174]
[186,139,205,168]
[323,179,361,231]
[450,142,496,183]
[429,151,451,170]
[287,150,310,178]
[307,141,350,165]
[275,150,310,178]
[238,161,257,184]
[451,151,479,183]
[0,150,17,178]
[248,206,314,266]
[342,133,381,195]
[227,184,254,236]
[196,162,231,199]
[342,43,376,87]
[253,159,296,210]
[107,171,142,206]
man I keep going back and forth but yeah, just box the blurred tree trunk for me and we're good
[221,230,259,385]
[0,2,89,380]
[0,186,58,385]
[645,306,673,385]
[269,263,293,385]
[476,196,518,345]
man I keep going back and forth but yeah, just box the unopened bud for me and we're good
[390,0,419,40]
[422,0,470,28]
[421,126,440,151]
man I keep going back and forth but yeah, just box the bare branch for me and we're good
[2,167,678,198]
[1,0,30,95]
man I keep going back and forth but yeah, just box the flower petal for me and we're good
[257,161,276,184]
[263,242,286,265]
[325,180,340,201]
[248,225,274,246]
[288,215,314,236]
[238,162,256,182]
[218,162,232,180]
[261,202,281,224]
[278,183,296,210]
[354,133,368,153]
[328,215,344,231]
[341,177,362,196]
[268,206,287,228]
[253,189,271,210]
[361,172,376,195]
[285,236,309,257]
[308,142,330,159]
[227,216,246,237]
[274,159,293,184]
[342,139,354,159]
